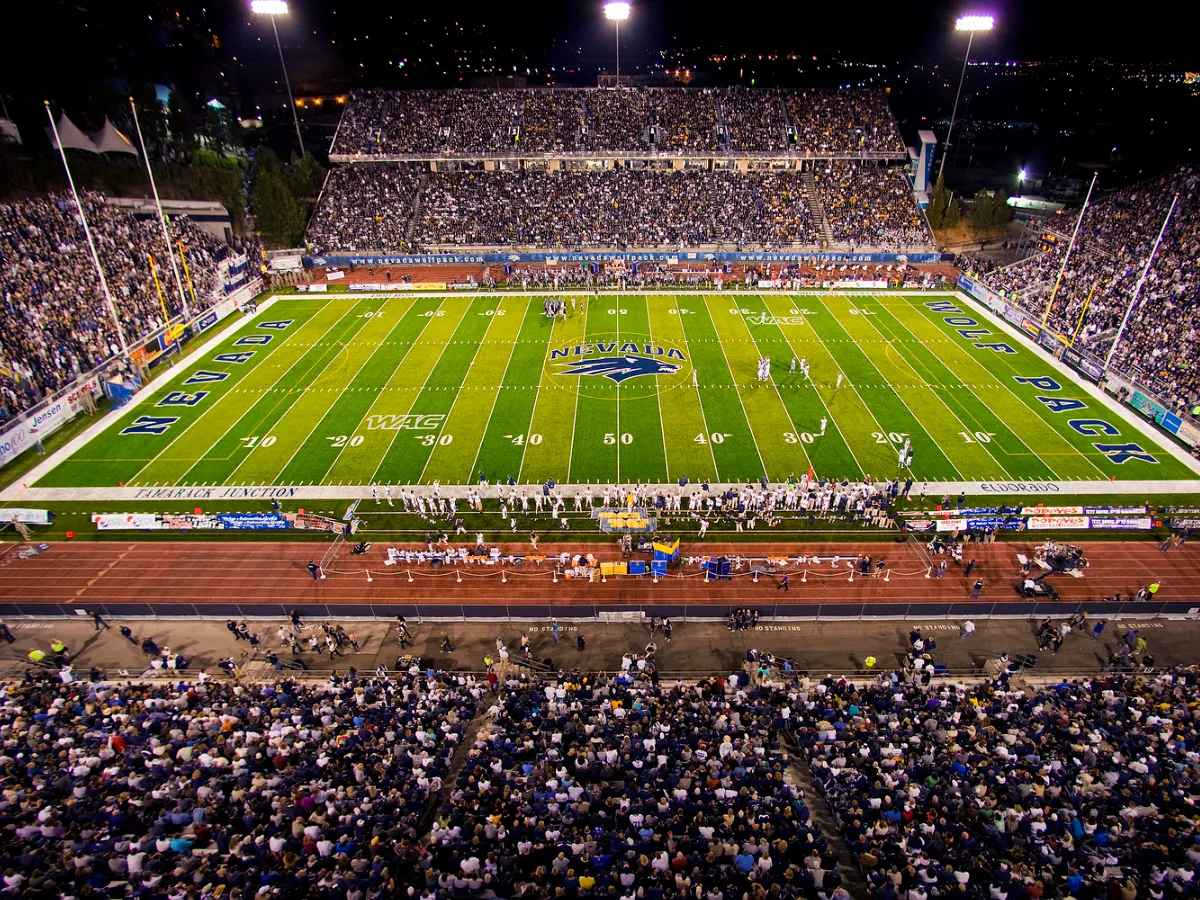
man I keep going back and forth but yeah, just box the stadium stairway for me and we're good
[786,739,869,900]
[405,174,427,246]
[417,701,493,843]
[802,170,835,247]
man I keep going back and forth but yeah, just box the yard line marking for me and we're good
[562,303,588,484]
[852,296,1014,480]
[418,298,507,484]
[768,293,897,477]
[754,293,864,478]
[262,297,416,485]
[129,301,357,486]
[466,302,526,482]
[673,301,721,480]
[647,296,673,480]
[615,301,621,484]
[704,303,769,480]
[367,300,467,485]
[819,293,964,480]
[868,294,1042,478]
[875,293,1108,480]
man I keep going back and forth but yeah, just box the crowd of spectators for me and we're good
[332,88,904,157]
[432,670,846,900]
[965,166,1200,415]
[6,655,1200,900]
[815,164,934,249]
[785,91,905,156]
[306,165,933,253]
[0,192,255,419]
[0,666,478,899]
[799,669,1200,900]
[305,165,422,253]
[410,170,818,248]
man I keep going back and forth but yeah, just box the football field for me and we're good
[33,291,1199,491]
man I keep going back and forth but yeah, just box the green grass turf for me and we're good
[32,292,1198,489]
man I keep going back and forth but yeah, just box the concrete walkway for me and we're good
[2,613,1186,679]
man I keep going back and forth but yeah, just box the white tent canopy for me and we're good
[46,113,99,152]
[92,118,136,155]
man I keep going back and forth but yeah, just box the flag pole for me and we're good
[177,239,198,310]
[130,96,191,319]
[45,101,129,356]
[1104,193,1178,372]
[1042,171,1098,327]
[148,254,181,358]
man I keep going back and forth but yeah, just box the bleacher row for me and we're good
[964,165,1200,416]
[332,88,906,157]
[306,164,931,252]
[3,666,1197,900]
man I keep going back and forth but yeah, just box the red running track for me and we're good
[0,540,1195,608]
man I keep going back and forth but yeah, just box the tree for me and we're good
[252,148,302,248]
[167,90,193,155]
[287,151,327,201]
[944,198,962,228]
[926,175,950,230]
[971,190,995,229]
[992,189,1013,226]
[131,84,168,157]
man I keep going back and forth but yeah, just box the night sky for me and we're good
[1,0,1194,108]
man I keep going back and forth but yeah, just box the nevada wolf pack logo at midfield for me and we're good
[550,342,685,384]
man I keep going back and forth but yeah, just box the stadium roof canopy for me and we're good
[92,119,137,155]
[46,113,99,153]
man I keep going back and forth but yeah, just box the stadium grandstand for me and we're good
[0,192,263,421]
[961,165,1200,418]
[306,87,931,254]
[2,660,1197,900]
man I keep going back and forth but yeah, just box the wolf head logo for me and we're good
[556,355,681,384]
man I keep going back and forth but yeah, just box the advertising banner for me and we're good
[1021,506,1083,516]
[1027,515,1089,530]
[936,518,968,532]
[1061,348,1104,382]
[1089,516,1152,530]
[308,251,947,268]
[91,511,344,533]
[216,512,290,530]
[1,508,54,525]
[92,513,164,530]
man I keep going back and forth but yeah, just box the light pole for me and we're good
[938,14,994,183]
[251,0,305,155]
[604,2,630,87]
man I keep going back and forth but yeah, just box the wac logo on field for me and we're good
[549,342,686,384]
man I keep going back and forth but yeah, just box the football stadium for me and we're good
[27,290,1199,492]
[3,5,1200,899]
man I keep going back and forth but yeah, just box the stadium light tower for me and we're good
[251,0,305,156]
[937,13,994,183]
[604,2,631,87]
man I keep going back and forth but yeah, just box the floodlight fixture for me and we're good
[1018,168,1027,181]
[604,3,630,87]
[251,0,304,154]
[956,14,994,31]
[938,12,996,181]
[251,0,289,14]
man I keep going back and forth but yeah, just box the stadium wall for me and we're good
[1,598,1194,621]
[306,251,955,267]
